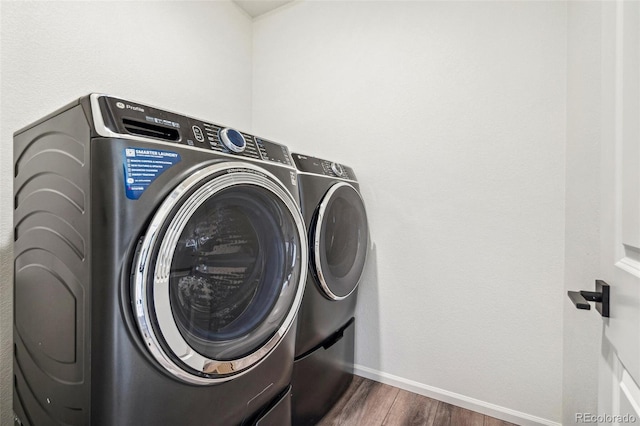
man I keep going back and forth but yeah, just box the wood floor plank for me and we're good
[319,377,512,426]
[381,389,439,426]
[484,416,519,426]
[359,382,401,425]
[450,405,484,426]
[323,379,399,426]
[321,378,375,426]
[433,401,452,426]
[316,375,365,426]
[350,381,399,426]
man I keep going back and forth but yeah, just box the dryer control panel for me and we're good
[292,153,356,181]
[95,95,294,167]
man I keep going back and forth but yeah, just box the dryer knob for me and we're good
[219,128,246,153]
[331,162,345,177]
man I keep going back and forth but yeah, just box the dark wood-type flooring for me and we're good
[317,376,520,426]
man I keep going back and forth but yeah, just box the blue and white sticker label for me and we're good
[123,148,181,200]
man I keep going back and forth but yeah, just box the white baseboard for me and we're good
[353,364,561,426]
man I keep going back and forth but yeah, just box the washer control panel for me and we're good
[96,95,294,167]
[292,153,356,181]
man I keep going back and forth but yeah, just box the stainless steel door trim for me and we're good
[133,161,308,385]
[313,182,368,301]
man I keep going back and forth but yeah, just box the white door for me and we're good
[598,0,640,421]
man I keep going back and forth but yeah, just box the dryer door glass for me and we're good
[313,183,369,300]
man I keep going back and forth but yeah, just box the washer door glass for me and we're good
[168,183,299,360]
[133,163,307,384]
[312,182,369,300]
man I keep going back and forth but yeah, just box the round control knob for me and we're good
[331,162,345,177]
[219,128,246,153]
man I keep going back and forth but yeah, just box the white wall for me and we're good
[563,3,603,425]
[252,2,566,424]
[0,2,253,423]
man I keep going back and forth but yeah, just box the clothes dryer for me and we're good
[290,153,369,425]
[13,94,307,426]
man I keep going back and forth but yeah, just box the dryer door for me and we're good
[311,182,369,300]
[132,162,307,385]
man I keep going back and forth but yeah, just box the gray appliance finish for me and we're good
[13,94,307,426]
[290,153,369,425]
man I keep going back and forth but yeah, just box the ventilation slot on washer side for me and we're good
[122,119,179,141]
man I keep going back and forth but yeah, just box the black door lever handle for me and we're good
[567,280,610,317]
[568,291,591,310]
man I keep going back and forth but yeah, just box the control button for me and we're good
[219,128,246,153]
[192,125,205,142]
[331,162,344,177]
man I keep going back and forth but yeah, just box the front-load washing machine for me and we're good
[13,94,307,426]
[290,153,369,425]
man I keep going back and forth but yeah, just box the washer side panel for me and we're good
[13,103,93,425]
